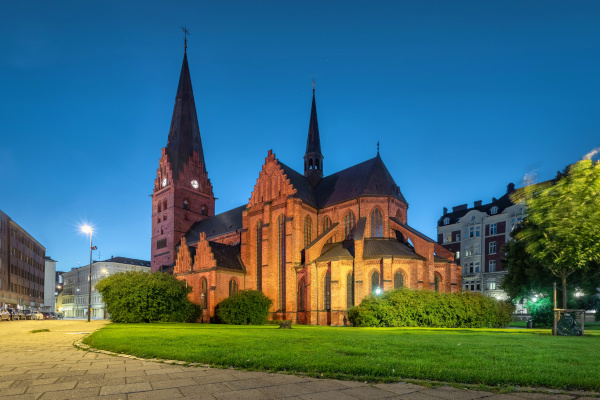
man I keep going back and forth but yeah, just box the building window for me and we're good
[456,233,460,241]
[229,279,238,297]
[278,215,286,311]
[394,271,404,289]
[346,273,354,309]
[201,205,207,216]
[490,223,497,235]
[455,251,460,259]
[322,216,332,244]
[465,245,473,257]
[298,278,306,311]
[324,270,331,311]
[344,211,356,240]
[256,220,262,292]
[371,271,380,293]
[371,208,383,237]
[434,273,441,292]
[156,238,167,249]
[489,241,497,254]
[489,260,496,272]
[474,244,480,255]
[471,216,476,221]
[443,233,451,243]
[183,199,189,210]
[490,206,498,215]
[489,279,496,290]
[304,216,312,247]
[443,217,450,225]
[474,262,480,273]
[201,278,207,309]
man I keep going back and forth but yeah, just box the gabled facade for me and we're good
[156,45,461,325]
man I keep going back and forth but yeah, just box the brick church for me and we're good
[151,46,461,325]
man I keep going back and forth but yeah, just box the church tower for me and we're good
[151,40,215,272]
[303,83,324,186]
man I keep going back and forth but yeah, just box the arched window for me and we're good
[309,159,313,169]
[201,278,208,309]
[434,273,441,292]
[229,279,238,297]
[304,216,312,247]
[346,272,354,309]
[371,271,380,293]
[158,202,162,213]
[396,210,401,220]
[298,278,306,311]
[163,199,167,210]
[322,216,332,244]
[315,159,320,170]
[324,270,331,311]
[256,220,262,292]
[371,208,383,237]
[278,215,286,311]
[201,205,207,216]
[394,271,404,289]
[344,211,356,240]
[183,199,189,210]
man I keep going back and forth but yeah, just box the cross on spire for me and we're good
[312,74,315,94]
[181,26,190,53]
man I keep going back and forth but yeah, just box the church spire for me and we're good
[303,79,324,186]
[165,40,206,181]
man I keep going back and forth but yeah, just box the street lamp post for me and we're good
[81,225,94,322]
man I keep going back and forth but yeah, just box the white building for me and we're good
[60,257,150,319]
[41,256,57,311]
[437,183,526,302]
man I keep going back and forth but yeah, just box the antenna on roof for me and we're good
[181,26,190,53]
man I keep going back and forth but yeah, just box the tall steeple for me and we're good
[303,80,324,186]
[165,47,206,181]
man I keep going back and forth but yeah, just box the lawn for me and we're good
[83,323,600,391]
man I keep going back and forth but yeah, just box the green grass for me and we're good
[83,323,600,391]
[30,329,50,333]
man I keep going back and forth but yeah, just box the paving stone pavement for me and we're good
[0,320,597,400]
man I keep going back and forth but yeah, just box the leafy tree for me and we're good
[96,271,202,323]
[515,157,600,308]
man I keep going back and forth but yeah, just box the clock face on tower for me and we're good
[191,180,199,189]
[162,178,167,187]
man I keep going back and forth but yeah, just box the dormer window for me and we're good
[443,217,450,225]
[490,206,498,215]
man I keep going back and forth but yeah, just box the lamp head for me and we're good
[81,225,93,234]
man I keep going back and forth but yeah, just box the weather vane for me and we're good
[312,74,315,94]
[181,26,191,53]
[377,141,380,155]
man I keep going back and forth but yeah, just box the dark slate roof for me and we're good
[94,257,151,267]
[209,242,244,271]
[363,239,424,260]
[166,52,206,181]
[316,154,407,208]
[279,162,318,208]
[434,255,453,263]
[315,242,355,262]
[305,92,322,156]
[183,205,246,244]
[390,218,436,244]
[437,192,515,227]
[278,154,406,209]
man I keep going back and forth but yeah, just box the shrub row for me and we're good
[216,290,273,325]
[347,288,514,328]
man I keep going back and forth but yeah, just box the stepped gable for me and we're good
[316,154,407,208]
[183,205,245,245]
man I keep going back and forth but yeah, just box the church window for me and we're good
[324,270,331,311]
[201,205,207,216]
[346,272,354,309]
[371,208,383,237]
[304,216,312,247]
[315,159,320,170]
[298,278,306,311]
[156,238,167,249]
[322,216,333,244]
[371,271,380,293]
[183,199,189,210]
[309,158,314,169]
[278,215,286,311]
[229,279,238,297]
[201,278,208,308]
[344,211,356,240]
[256,220,262,292]
[163,200,167,210]
[158,202,162,213]
[434,273,442,292]
[394,270,404,289]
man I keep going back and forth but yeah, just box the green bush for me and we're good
[347,288,514,328]
[96,271,202,323]
[215,290,273,325]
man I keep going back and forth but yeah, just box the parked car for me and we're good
[8,308,24,320]
[0,307,10,321]
[42,312,54,320]
[31,311,44,320]
[22,310,32,320]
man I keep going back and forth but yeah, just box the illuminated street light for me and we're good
[532,296,538,303]
[81,225,97,322]
[375,287,382,295]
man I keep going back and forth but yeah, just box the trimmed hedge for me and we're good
[96,271,202,323]
[347,288,514,328]
[215,290,273,325]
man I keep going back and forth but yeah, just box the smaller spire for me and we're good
[181,26,190,54]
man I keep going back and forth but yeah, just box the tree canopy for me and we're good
[512,157,600,307]
[96,271,202,323]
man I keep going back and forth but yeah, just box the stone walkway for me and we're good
[0,320,596,399]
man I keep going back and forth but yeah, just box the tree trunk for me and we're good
[562,275,567,309]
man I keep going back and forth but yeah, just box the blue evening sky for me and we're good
[1,1,599,271]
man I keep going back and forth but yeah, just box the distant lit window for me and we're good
[490,206,498,215]
[489,241,497,255]
[455,251,460,259]
[490,223,497,235]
